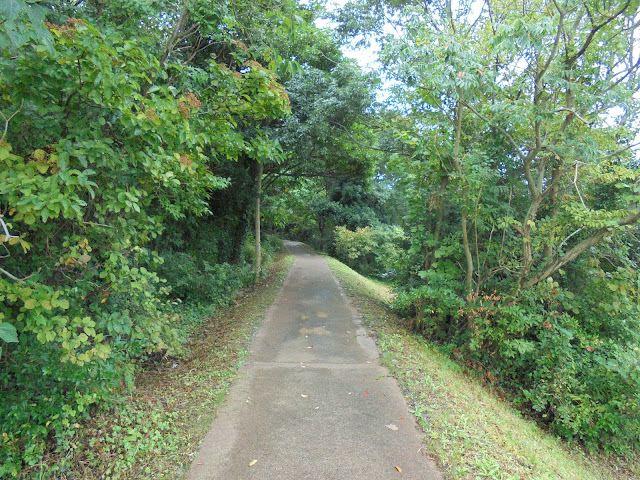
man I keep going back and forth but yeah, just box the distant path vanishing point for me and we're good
[187,241,442,480]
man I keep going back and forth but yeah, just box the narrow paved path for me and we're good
[187,242,442,480]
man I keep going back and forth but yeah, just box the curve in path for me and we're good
[187,241,442,480]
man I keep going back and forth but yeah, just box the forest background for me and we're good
[1,0,639,477]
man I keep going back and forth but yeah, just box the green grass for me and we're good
[326,256,640,480]
[36,252,296,480]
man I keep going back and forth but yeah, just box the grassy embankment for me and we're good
[45,252,295,480]
[326,255,640,480]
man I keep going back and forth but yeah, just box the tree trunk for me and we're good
[461,209,474,294]
[254,161,263,285]
[543,168,561,260]
[425,177,448,272]
[452,100,474,294]
[518,195,542,286]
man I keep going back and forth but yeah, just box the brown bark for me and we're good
[254,161,263,285]
[461,210,474,293]
[543,168,561,259]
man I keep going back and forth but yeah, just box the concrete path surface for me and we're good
[187,241,442,480]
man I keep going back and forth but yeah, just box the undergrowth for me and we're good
[326,255,640,480]
[11,249,294,479]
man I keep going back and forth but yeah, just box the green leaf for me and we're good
[0,0,24,21]
[23,212,36,225]
[24,298,37,309]
[0,322,18,343]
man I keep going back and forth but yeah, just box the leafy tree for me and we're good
[0,0,293,473]
[336,0,640,451]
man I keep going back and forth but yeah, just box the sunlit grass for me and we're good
[326,256,640,480]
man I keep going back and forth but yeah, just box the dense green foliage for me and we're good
[334,224,406,277]
[0,0,347,476]
[331,0,640,453]
[2,0,639,474]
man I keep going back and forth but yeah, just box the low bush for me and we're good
[460,281,640,453]
[393,271,465,336]
[333,224,406,278]
[157,252,252,306]
[157,234,282,307]
[398,273,640,453]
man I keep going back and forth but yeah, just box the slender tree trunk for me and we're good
[543,168,561,260]
[461,210,474,293]
[425,177,448,272]
[254,161,263,285]
[519,195,542,286]
[452,100,474,294]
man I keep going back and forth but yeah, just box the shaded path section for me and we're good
[187,241,442,480]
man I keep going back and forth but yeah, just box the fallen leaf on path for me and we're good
[386,424,399,431]
[301,394,309,398]
[249,459,258,467]
[395,465,402,472]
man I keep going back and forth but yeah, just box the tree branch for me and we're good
[459,100,526,161]
[525,208,640,287]
[0,101,24,144]
[0,267,37,283]
[567,0,632,65]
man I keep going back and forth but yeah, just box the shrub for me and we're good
[0,15,287,474]
[393,271,466,337]
[395,260,640,453]
[333,224,405,278]
[455,280,640,452]
[157,252,252,306]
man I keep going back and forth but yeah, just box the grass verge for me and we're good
[326,255,640,480]
[51,251,295,480]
